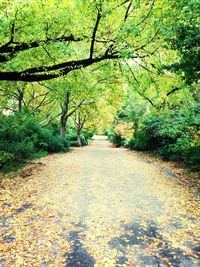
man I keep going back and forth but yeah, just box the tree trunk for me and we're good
[60,92,70,137]
[16,86,24,112]
[18,91,24,112]
[134,120,139,137]
[77,131,81,147]
[60,117,67,136]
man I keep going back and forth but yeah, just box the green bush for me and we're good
[109,132,125,147]
[69,132,88,146]
[128,132,148,150]
[79,134,88,146]
[68,129,93,147]
[82,129,94,140]
[0,151,14,167]
[0,112,69,170]
[129,105,200,166]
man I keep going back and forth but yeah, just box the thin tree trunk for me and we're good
[60,117,67,136]
[16,85,25,112]
[60,92,70,137]
[18,91,24,112]
[134,120,139,137]
[77,131,81,147]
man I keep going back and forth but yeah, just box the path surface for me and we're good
[0,136,199,267]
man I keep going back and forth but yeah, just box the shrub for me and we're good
[0,151,14,167]
[82,129,94,140]
[68,129,93,147]
[68,132,78,142]
[128,132,148,150]
[109,132,125,147]
[109,104,200,168]
[79,134,88,146]
[69,133,88,146]
[0,112,69,170]
[132,105,200,166]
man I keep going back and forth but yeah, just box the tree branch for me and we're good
[125,60,156,107]
[0,53,119,82]
[90,5,102,58]
[0,34,83,54]
[136,0,155,26]
[43,112,62,127]
[67,99,85,118]
[124,2,132,22]
[166,87,180,96]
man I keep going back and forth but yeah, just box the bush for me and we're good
[128,132,148,150]
[68,129,94,147]
[109,132,125,147]
[69,133,88,146]
[0,151,14,167]
[108,104,200,168]
[131,105,200,166]
[0,112,69,170]
[79,134,88,146]
[82,129,94,140]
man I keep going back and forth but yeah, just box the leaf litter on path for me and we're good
[0,136,199,266]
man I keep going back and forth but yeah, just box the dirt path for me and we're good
[0,136,199,266]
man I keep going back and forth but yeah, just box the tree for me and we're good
[74,107,94,147]
[118,93,147,137]
[0,81,55,115]
[0,0,173,82]
[162,0,200,85]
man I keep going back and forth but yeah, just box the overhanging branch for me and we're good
[0,53,119,82]
[0,34,83,54]
[90,4,102,58]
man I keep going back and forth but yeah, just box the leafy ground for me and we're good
[0,136,199,267]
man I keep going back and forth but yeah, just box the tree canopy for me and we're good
[0,0,182,81]
[0,0,199,170]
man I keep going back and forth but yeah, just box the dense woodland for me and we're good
[0,0,199,172]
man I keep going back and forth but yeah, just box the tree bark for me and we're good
[75,112,87,147]
[0,54,119,82]
[60,92,70,137]
[134,120,139,137]
[77,131,82,147]
[60,118,67,136]
[18,91,24,112]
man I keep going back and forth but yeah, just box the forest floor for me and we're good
[0,136,199,267]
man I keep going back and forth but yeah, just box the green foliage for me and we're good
[128,133,148,151]
[169,24,200,84]
[129,105,200,166]
[107,131,125,147]
[79,135,88,146]
[0,0,198,175]
[0,151,14,168]
[68,129,93,147]
[112,134,125,147]
[82,129,94,141]
[163,0,200,84]
[0,113,69,171]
